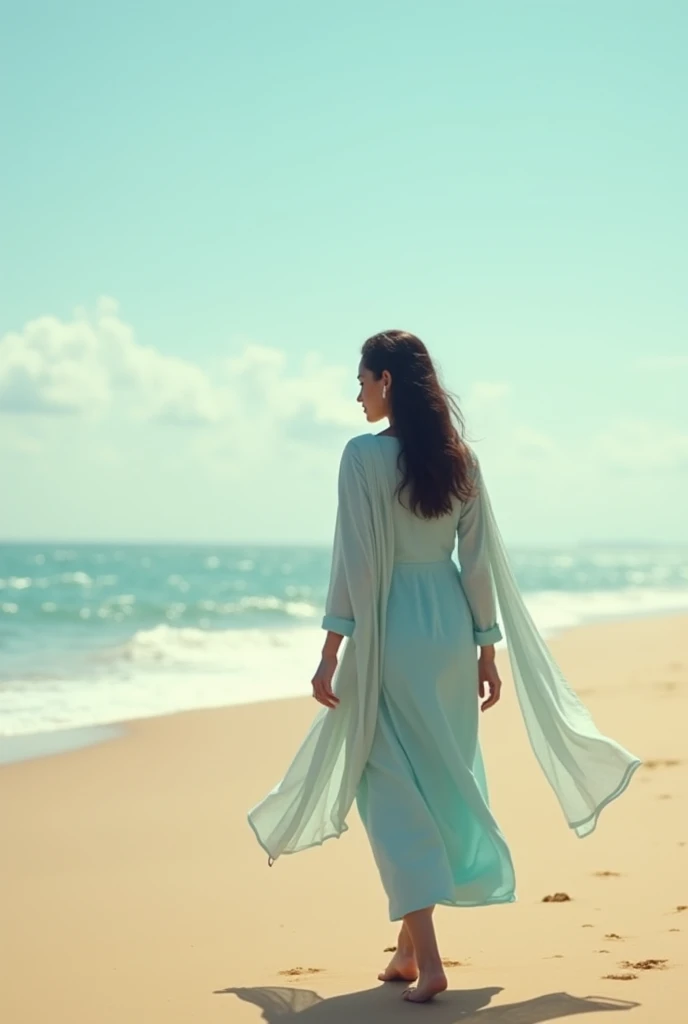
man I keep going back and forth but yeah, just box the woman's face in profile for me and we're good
[357,362,387,423]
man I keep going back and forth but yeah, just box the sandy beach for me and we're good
[1,612,686,1023]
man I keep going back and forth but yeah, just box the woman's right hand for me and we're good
[311,655,340,709]
[478,651,502,712]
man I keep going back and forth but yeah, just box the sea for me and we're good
[1,541,688,763]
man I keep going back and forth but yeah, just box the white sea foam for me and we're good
[524,586,688,633]
[0,626,320,737]
[1,586,688,738]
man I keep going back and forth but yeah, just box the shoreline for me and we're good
[0,722,126,768]
[2,608,688,769]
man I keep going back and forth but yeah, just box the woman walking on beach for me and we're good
[248,330,641,1003]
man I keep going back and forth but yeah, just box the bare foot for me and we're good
[402,967,448,1002]
[378,949,419,983]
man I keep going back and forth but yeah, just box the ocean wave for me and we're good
[524,586,688,633]
[2,592,320,625]
[2,583,688,738]
[0,625,322,736]
[104,586,688,670]
[105,620,319,669]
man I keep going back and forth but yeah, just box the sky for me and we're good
[1,1,686,545]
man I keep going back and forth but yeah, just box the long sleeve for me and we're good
[457,459,503,646]
[321,440,373,639]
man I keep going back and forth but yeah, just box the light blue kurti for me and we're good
[352,437,514,918]
[248,434,641,921]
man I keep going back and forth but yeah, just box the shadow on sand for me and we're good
[219,983,639,1022]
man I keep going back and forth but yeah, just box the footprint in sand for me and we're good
[643,758,682,769]
[582,924,594,928]
[604,933,624,940]
[595,950,611,954]
[676,905,687,913]
[383,946,397,952]
[542,892,572,903]
[620,959,669,971]
[278,967,323,978]
[593,871,621,877]
[669,928,681,933]
[603,972,637,981]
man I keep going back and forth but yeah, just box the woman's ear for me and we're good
[382,369,392,389]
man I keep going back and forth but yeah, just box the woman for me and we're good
[248,330,641,1004]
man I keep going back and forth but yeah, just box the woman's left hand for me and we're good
[311,655,340,709]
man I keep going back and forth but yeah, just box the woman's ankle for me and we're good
[397,924,416,958]
[416,952,444,973]
[401,907,441,970]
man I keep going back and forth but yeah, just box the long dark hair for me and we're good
[361,330,476,518]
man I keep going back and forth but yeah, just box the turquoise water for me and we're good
[1,541,688,739]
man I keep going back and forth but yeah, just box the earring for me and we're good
[382,385,388,399]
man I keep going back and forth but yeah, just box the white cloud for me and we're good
[0,300,363,442]
[459,379,559,469]
[0,315,111,415]
[591,419,688,471]
[0,298,227,424]
[1,303,687,543]
[4,297,684,497]
[226,345,361,433]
